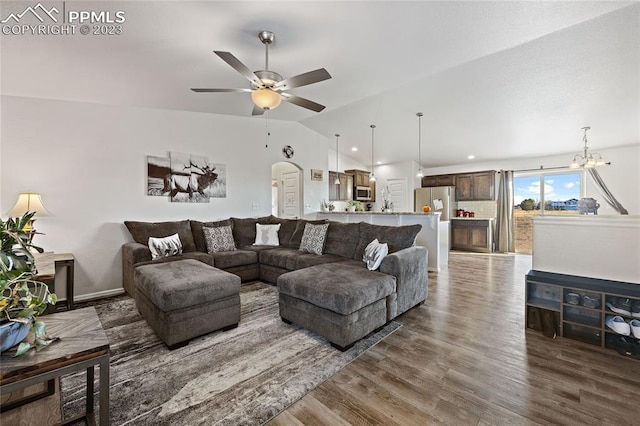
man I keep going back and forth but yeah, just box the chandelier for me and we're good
[569,127,606,168]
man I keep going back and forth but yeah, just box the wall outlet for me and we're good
[251,203,258,210]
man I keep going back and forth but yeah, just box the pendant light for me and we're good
[369,125,377,182]
[416,112,424,177]
[334,134,341,185]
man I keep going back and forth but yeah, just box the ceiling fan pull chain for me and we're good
[265,110,271,148]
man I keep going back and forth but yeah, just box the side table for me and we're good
[55,253,75,311]
[34,252,76,312]
[0,307,110,425]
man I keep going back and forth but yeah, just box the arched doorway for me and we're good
[271,162,303,218]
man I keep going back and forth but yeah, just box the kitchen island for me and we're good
[316,211,448,271]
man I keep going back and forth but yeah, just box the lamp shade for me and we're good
[5,192,51,218]
[251,88,282,110]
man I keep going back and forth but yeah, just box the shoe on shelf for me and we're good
[630,319,640,339]
[606,315,631,336]
[607,335,640,358]
[581,294,600,309]
[606,297,631,316]
[631,300,640,319]
[565,292,581,305]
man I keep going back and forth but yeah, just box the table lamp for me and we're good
[5,192,52,238]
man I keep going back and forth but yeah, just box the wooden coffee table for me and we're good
[0,307,110,425]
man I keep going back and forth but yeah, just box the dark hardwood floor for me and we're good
[268,252,640,425]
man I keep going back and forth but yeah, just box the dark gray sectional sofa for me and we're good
[122,215,428,349]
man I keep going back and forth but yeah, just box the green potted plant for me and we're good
[321,200,335,212]
[347,200,363,212]
[0,212,58,356]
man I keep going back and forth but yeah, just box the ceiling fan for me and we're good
[191,30,332,116]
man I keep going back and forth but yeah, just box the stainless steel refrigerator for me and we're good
[414,187,454,221]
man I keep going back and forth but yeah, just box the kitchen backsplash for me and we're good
[454,200,497,218]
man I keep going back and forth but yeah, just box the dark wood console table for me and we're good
[0,307,110,425]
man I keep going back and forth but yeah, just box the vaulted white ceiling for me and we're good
[2,1,638,167]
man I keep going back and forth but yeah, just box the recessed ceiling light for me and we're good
[376,161,382,165]
[351,147,358,152]
[467,155,475,160]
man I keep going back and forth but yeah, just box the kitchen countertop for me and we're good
[321,211,442,216]
[451,217,495,221]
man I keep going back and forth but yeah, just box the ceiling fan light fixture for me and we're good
[251,88,282,110]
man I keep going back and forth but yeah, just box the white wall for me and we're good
[1,96,329,299]
[372,160,421,211]
[327,147,369,172]
[423,144,640,215]
[533,215,640,284]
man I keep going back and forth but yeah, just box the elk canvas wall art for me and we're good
[146,152,226,202]
[147,155,171,196]
[205,163,226,198]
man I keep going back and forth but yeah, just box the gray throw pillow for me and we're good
[203,226,236,253]
[148,233,183,260]
[299,223,330,255]
[190,219,233,252]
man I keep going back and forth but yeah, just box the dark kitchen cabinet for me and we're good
[328,171,353,201]
[451,219,493,253]
[344,169,375,201]
[422,174,456,187]
[344,169,370,187]
[455,171,495,201]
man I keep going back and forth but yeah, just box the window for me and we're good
[513,171,583,254]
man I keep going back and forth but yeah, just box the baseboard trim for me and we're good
[74,288,125,303]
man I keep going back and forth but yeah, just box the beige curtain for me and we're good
[494,170,514,252]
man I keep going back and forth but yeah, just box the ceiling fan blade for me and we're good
[252,105,265,116]
[274,68,331,90]
[191,88,252,93]
[281,93,326,112]
[214,51,263,87]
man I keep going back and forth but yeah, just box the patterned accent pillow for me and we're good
[253,223,281,246]
[363,239,389,271]
[148,233,183,260]
[299,223,330,255]
[203,225,236,253]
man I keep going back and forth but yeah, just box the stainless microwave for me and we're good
[355,186,372,201]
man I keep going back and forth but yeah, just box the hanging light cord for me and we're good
[418,113,422,164]
[371,125,375,172]
[335,134,340,185]
[369,125,377,182]
[417,112,423,175]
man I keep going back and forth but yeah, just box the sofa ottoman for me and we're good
[133,259,241,349]
[277,261,397,350]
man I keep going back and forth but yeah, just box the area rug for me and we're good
[60,282,401,425]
